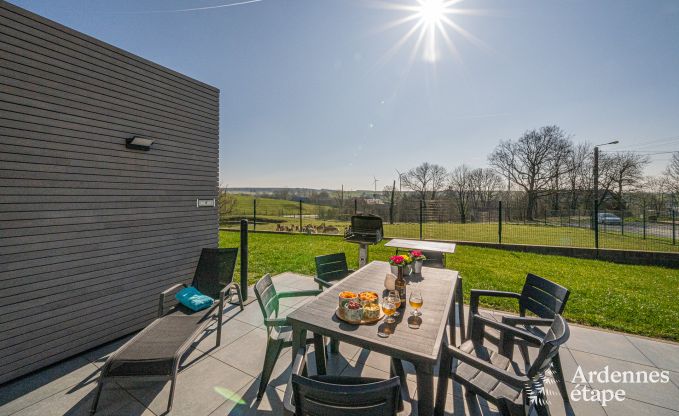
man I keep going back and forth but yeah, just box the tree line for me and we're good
[395,125,678,221]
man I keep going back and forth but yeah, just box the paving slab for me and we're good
[0,356,99,416]
[570,349,679,412]
[625,335,679,372]
[565,325,654,366]
[122,355,253,416]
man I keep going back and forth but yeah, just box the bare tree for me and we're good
[448,165,473,223]
[218,185,237,223]
[665,152,679,195]
[599,152,650,210]
[565,142,592,210]
[488,125,574,220]
[402,162,448,200]
[469,168,503,211]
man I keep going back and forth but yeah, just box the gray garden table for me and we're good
[385,239,456,263]
[287,261,459,416]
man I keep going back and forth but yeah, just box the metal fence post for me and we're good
[419,199,423,240]
[594,199,599,249]
[498,201,503,244]
[673,209,676,245]
[621,209,624,236]
[253,199,257,231]
[643,201,647,240]
[299,200,303,232]
[240,219,248,301]
[354,198,358,214]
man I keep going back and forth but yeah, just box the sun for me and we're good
[418,0,446,27]
[377,0,486,65]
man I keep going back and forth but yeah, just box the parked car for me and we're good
[597,212,622,225]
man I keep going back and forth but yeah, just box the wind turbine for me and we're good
[373,176,379,193]
[395,169,403,192]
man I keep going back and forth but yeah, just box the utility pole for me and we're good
[593,140,619,249]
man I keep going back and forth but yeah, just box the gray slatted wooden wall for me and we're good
[0,0,220,384]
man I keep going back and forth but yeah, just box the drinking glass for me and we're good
[382,298,397,324]
[409,290,423,316]
[388,290,401,317]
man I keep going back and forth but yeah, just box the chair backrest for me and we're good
[191,248,238,299]
[292,374,401,416]
[315,253,350,284]
[254,274,280,321]
[519,274,570,319]
[527,314,570,378]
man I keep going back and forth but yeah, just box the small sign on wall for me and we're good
[196,198,216,208]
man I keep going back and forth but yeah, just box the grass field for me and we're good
[223,215,679,252]
[220,230,679,341]
[228,195,332,216]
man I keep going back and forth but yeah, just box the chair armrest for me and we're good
[469,289,521,315]
[446,345,529,388]
[501,316,554,327]
[473,315,543,346]
[158,283,187,317]
[264,317,289,328]
[278,289,323,298]
[284,347,308,414]
[314,277,332,289]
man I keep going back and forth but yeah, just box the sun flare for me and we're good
[378,0,486,65]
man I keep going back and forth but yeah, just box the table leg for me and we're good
[313,334,327,375]
[457,277,465,343]
[435,338,453,416]
[291,324,307,368]
[414,361,435,416]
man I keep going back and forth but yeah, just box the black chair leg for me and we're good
[233,283,244,311]
[551,353,570,403]
[89,378,105,414]
[329,338,340,354]
[258,339,284,399]
[313,334,327,375]
[518,342,530,370]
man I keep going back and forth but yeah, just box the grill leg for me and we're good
[358,244,368,268]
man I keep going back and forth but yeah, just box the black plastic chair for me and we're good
[436,314,570,416]
[314,253,354,289]
[284,346,402,416]
[91,248,241,414]
[468,273,570,402]
[254,274,326,399]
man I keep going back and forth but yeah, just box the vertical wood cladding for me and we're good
[0,0,219,383]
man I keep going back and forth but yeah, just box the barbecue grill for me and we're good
[344,214,384,268]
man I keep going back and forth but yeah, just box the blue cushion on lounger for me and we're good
[175,286,214,312]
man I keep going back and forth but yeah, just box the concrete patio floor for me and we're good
[1,272,678,416]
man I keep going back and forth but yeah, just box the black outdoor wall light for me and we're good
[125,136,154,151]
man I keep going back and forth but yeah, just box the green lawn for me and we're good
[229,194,332,216]
[223,216,679,252]
[220,230,679,341]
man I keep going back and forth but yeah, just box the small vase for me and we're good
[413,260,423,274]
[390,265,399,275]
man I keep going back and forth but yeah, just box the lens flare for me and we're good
[376,0,488,65]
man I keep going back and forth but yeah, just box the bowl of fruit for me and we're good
[342,300,364,322]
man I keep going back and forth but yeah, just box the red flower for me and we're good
[389,255,405,265]
[410,250,423,258]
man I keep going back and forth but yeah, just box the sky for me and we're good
[10,0,679,190]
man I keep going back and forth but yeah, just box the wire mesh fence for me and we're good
[220,196,678,253]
